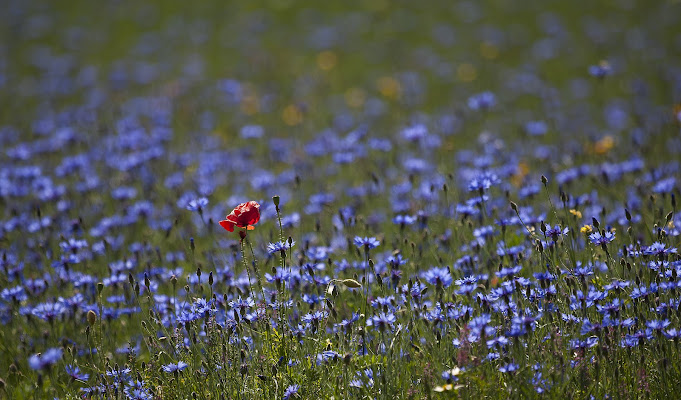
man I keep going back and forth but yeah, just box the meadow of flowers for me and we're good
[1,0,681,398]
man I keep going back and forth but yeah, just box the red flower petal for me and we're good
[218,201,260,232]
[219,220,235,232]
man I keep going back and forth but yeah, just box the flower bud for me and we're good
[341,279,362,289]
[87,310,97,326]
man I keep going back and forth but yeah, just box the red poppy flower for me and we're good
[219,201,261,232]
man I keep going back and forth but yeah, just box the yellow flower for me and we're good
[594,135,615,155]
[580,225,593,234]
[569,209,582,219]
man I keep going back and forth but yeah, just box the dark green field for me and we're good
[1,1,681,398]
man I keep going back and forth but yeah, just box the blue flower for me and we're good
[467,91,496,111]
[664,328,681,339]
[192,298,214,315]
[468,171,500,192]
[283,384,300,399]
[124,381,153,400]
[588,61,611,78]
[622,329,653,347]
[652,177,676,194]
[589,231,615,246]
[349,368,374,388]
[162,361,188,373]
[32,302,67,322]
[1,285,27,302]
[367,312,397,332]
[642,242,677,257]
[229,296,255,313]
[267,240,295,255]
[525,120,548,136]
[186,197,208,212]
[66,364,89,381]
[105,367,132,384]
[335,313,360,332]
[423,266,453,288]
[29,348,63,370]
[302,310,328,326]
[499,362,519,373]
[646,319,670,331]
[392,214,417,225]
[353,236,380,249]
[570,337,598,350]
[544,225,569,241]
[386,254,408,269]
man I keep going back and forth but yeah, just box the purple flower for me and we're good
[32,302,67,322]
[423,266,453,288]
[499,362,519,373]
[162,361,188,373]
[267,240,295,255]
[367,312,397,332]
[544,225,569,241]
[642,242,677,257]
[467,91,496,111]
[646,319,671,331]
[29,348,63,370]
[186,197,209,212]
[66,365,90,381]
[354,236,380,250]
[283,384,300,399]
[588,61,611,78]
[589,231,615,246]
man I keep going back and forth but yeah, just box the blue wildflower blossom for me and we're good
[392,214,417,225]
[499,362,519,373]
[423,266,453,288]
[525,120,548,136]
[229,296,255,313]
[664,328,681,339]
[544,225,569,241]
[588,61,611,78]
[467,91,496,111]
[367,312,397,332]
[646,319,671,331]
[32,302,67,322]
[349,368,375,388]
[354,236,380,249]
[186,197,208,212]
[283,384,300,399]
[468,171,501,192]
[65,365,89,381]
[162,361,188,373]
[571,337,599,350]
[589,231,616,246]
[1,285,27,302]
[267,240,295,255]
[302,310,328,326]
[29,348,63,370]
[643,242,677,257]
